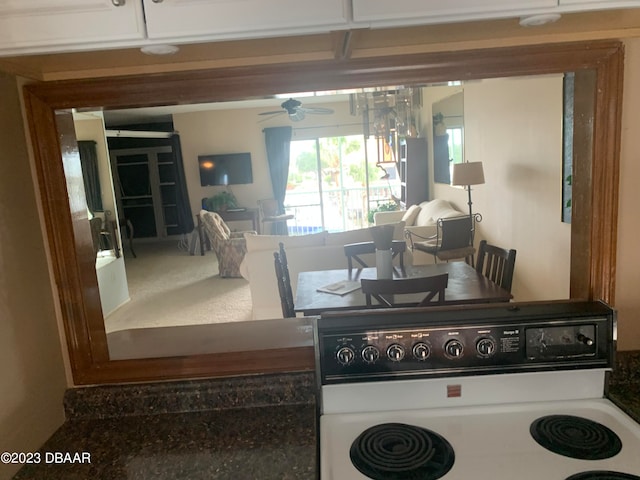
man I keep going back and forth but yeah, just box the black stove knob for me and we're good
[386,344,405,362]
[445,339,464,358]
[361,345,380,364]
[336,346,355,365]
[577,333,594,346]
[412,342,431,361]
[476,338,496,357]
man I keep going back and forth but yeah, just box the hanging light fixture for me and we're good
[351,87,419,176]
[350,87,419,142]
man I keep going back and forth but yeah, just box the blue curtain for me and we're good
[78,140,103,213]
[263,126,293,214]
[170,134,195,234]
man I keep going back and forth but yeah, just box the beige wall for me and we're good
[73,112,117,217]
[430,75,570,303]
[0,72,67,480]
[616,37,640,351]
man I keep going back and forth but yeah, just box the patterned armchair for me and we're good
[199,210,254,278]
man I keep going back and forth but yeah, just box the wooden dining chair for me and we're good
[344,240,406,272]
[360,273,449,308]
[273,242,295,317]
[475,240,517,294]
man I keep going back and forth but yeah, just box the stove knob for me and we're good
[336,346,355,365]
[476,338,496,357]
[445,339,464,358]
[361,345,380,364]
[386,344,405,362]
[412,342,431,361]
[577,333,594,346]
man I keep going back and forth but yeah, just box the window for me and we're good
[285,135,400,234]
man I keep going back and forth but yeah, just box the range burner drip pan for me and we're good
[530,415,622,460]
[349,422,454,480]
[565,472,640,480]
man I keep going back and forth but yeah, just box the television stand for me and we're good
[219,208,259,233]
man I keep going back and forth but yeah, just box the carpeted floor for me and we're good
[103,240,253,333]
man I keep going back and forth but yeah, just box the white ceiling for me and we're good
[101,92,352,126]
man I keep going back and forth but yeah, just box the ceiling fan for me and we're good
[258,98,334,122]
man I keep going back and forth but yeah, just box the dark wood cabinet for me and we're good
[110,145,181,238]
[399,137,429,207]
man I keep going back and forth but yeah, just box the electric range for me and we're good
[314,300,640,480]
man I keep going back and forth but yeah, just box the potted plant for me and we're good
[204,191,238,212]
[367,201,399,224]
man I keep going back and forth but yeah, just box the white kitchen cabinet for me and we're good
[558,0,640,7]
[352,0,640,27]
[352,0,558,26]
[142,0,350,42]
[0,0,146,55]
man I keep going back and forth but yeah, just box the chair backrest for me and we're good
[344,240,406,271]
[89,217,103,254]
[258,198,280,217]
[199,210,231,245]
[438,215,473,251]
[475,240,517,293]
[360,273,449,308]
[273,242,295,317]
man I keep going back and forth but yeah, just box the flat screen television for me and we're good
[198,153,253,186]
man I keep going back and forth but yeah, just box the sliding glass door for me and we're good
[286,134,400,234]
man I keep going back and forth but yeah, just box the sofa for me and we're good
[374,199,464,264]
[239,222,405,320]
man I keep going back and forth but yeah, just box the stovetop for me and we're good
[320,398,640,479]
[315,300,640,480]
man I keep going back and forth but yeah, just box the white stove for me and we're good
[314,301,640,480]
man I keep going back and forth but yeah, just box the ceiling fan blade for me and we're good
[259,110,286,116]
[257,111,286,123]
[299,106,334,115]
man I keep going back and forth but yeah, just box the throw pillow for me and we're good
[401,204,422,226]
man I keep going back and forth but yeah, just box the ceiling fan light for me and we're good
[140,44,180,56]
[290,111,305,121]
[519,13,561,27]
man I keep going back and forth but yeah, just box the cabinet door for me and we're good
[143,0,349,41]
[0,0,146,55]
[352,0,557,25]
[559,0,640,6]
[111,149,158,238]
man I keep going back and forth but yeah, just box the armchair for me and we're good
[198,210,255,278]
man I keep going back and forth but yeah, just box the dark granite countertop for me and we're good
[608,350,640,424]
[13,405,316,480]
[13,372,317,480]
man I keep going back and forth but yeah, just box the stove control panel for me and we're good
[315,302,614,384]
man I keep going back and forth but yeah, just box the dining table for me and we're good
[294,261,513,316]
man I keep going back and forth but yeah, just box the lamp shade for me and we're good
[451,162,485,186]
